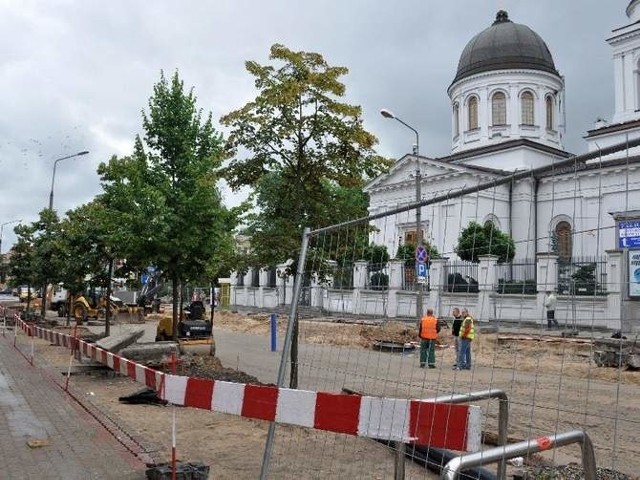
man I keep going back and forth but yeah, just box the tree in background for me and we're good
[8,223,38,313]
[221,44,390,272]
[98,70,234,339]
[455,221,515,263]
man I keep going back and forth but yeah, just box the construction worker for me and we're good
[454,308,475,370]
[419,308,440,368]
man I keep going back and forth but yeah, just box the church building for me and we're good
[365,3,640,264]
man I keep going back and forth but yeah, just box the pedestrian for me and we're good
[454,308,474,370]
[419,308,440,368]
[544,291,559,329]
[451,307,463,367]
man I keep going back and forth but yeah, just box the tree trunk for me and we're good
[105,259,113,337]
[171,274,179,341]
[289,313,299,389]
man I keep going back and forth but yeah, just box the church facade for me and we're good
[365,4,640,264]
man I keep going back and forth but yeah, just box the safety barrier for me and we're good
[11,314,482,450]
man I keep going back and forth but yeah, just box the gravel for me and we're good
[516,463,631,480]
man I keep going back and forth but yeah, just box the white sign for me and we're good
[629,250,640,298]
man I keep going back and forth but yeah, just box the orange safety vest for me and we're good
[420,315,439,340]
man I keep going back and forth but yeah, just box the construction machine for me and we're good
[155,301,214,355]
[70,290,124,324]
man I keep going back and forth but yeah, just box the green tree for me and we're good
[221,44,391,271]
[98,70,233,339]
[8,223,38,312]
[455,221,515,263]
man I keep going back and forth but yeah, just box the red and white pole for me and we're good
[171,351,177,480]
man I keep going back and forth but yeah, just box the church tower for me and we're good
[585,0,640,152]
[448,11,565,155]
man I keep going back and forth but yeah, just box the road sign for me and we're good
[416,262,428,283]
[619,220,640,248]
[416,245,428,263]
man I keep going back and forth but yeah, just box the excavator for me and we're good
[67,288,126,324]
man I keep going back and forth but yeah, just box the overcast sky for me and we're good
[0,0,626,251]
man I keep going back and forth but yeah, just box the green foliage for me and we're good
[455,221,515,264]
[221,44,391,270]
[97,70,236,332]
[369,271,389,290]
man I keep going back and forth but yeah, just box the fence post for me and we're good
[387,260,404,318]
[605,249,623,331]
[429,257,449,318]
[352,260,368,315]
[536,253,559,326]
[477,255,498,322]
[270,313,277,352]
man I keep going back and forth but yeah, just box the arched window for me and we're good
[492,92,507,126]
[521,91,534,125]
[554,221,572,259]
[468,96,478,130]
[546,95,554,130]
[453,103,460,138]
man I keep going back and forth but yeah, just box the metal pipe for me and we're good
[309,135,640,237]
[423,389,509,480]
[260,227,311,479]
[440,430,597,480]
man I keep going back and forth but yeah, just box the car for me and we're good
[0,288,13,295]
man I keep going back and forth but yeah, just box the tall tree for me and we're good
[221,44,391,271]
[98,70,232,338]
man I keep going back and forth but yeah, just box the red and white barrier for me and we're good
[12,315,482,451]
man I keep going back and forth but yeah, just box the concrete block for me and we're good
[120,341,178,364]
[95,329,144,353]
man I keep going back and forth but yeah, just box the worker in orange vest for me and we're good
[419,308,440,368]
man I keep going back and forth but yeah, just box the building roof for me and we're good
[441,139,573,164]
[451,10,559,86]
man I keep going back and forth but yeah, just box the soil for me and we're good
[18,312,640,479]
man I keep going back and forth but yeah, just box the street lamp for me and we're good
[48,150,90,210]
[380,109,424,327]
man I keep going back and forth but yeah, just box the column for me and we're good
[276,263,290,306]
[477,255,498,322]
[258,268,270,308]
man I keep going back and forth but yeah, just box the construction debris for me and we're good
[95,329,144,353]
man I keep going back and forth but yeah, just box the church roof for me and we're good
[451,10,559,86]
[441,139,573,164]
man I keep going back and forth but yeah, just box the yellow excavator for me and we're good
[70,290,124,324]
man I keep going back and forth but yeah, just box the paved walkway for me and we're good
[0,335,146,479]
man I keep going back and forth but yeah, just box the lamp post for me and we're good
[48,150,90,210]
[380,109,423,324]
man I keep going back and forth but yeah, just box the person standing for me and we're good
[451,307,463,367]
[545,291,559,329]
[455,308,474,370]
[419,308,440,368]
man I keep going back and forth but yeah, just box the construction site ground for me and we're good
[9,309,639,479]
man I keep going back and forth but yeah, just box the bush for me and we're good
[446,272,478,293]
[369,272,389,290]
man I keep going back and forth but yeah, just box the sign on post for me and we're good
[416,246,429,284]
[619,220,640,248]
[629,250,640,298]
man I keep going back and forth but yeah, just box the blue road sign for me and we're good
[619,220,640,248]
[416,245,428,263]
[417,262,428,281]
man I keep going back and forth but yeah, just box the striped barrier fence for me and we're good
[12,314,482,450]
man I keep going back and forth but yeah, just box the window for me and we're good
[546,95,554,130]
[468,96,478,130]
[453,103,460,137]
[404,230,425,245]
[521,91,534,125]
[492,92,507,125]
[554,221,572,259]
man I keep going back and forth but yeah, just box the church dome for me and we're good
[451,10,558,86]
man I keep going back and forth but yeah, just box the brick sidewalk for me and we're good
[0,335,147,479]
